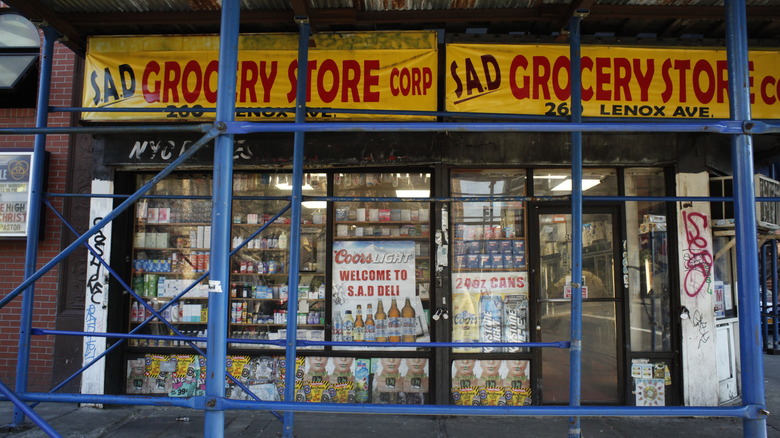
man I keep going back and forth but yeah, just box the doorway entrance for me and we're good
[534,207,624,403]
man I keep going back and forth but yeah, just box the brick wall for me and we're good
[0,38,77,392]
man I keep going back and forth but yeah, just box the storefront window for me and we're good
[332,172,432,351]
[450,170,528,353]
[624,168,672,352]
[127,172,330,398]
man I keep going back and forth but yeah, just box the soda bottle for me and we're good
[374,300,387,342]
[401,297,416,343]
[354,305,365,342]
[388,298,401,342]
[343,310,355,342]
[332,311,343,343]
[365,304,376,342]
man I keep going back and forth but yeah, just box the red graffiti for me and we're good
[682,211,713,297]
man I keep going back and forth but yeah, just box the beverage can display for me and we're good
[479,292,503,353]
[452,293,479,352]
[503,294,528,353]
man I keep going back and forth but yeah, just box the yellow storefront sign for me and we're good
[446,44,780,119]
[82,32,438,121]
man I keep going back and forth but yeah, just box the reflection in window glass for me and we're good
[541,301,619,403]
[533,168,618,197]
[625,168,671,352]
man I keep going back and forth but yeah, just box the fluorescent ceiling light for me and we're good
[396,190,430,198]
[302,201,327,209]
[536,174,567,180]
[551,179,601,192]
[276,183,314,191]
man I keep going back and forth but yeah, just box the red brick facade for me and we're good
[0,37,76,391]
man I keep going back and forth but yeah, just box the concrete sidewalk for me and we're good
[1,354,780,437]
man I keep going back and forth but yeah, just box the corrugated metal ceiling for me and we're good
[2,0,780,52]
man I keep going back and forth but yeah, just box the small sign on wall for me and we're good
[0,151,34,238]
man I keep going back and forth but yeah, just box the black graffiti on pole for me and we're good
[692,309,710,349]
[87,216,106,306]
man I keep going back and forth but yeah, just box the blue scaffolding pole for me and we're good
[281,16,312,438]
[567,11,585,438]
[13,25,59,429]
[204,1,241,436]
[725,0,769,436]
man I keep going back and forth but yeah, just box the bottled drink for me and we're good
[388,298,401,342]
[354,305,365,342]
[343,310,355,342]
[332,311,343,343]
[365,304,376,342]
[130,301,140,322]
[374,300,387,342]
[401,297,416,342]
[278,231,288,249]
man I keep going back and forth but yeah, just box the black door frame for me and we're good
[528,203,626,404]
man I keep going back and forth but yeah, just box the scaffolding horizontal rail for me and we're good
[0,392,762,420]
[30,329,570,350]
[224,120,777,135]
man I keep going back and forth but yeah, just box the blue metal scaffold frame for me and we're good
[0,0,772,437]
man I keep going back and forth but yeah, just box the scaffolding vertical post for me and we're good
[568,12,585,438]
[282,17,311,438]
[724,0,768,436]
[204,1,240,436]
[761,244,769,349]
[772,242,778,349]
[13,25,59,428]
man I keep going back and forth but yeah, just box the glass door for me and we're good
[449,170,532,406]
[535,208,623,403]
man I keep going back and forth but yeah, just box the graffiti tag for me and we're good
[681,211,713,297]
[692,309,711,349]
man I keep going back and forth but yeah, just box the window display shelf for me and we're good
[131,321,208,325]
[334,236,429,241]
[129,172,328,364]
[230,323,324,328]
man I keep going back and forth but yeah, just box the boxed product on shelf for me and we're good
[503,254,514,269]
[500,240,513,254]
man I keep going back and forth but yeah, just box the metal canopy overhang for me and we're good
[3,0,780,53]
